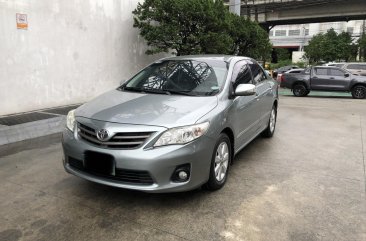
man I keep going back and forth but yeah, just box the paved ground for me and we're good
[0,96,365,241]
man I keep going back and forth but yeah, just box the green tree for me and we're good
[305,29,357,63]
[358,34,366,61]
[274,48,291,62]
[228,14,272,61]
[132,0,272,60]
[133,0,233,55]
[304,33,325,63]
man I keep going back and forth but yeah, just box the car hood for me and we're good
[76,90,218,128]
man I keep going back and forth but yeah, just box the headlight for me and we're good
[66,110,76,132]
[154,122,209,147]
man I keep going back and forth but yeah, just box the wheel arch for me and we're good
[221,127,235,164]
[291,81,308,90]
[351,83,366,90]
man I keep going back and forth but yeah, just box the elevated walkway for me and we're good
[226,0,366,27]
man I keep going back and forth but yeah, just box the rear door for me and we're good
[310,67,329,90]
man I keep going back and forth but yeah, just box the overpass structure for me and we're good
[227,0,366,29]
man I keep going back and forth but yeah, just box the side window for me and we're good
[315,68,328,75]
[347,64,359,70]
[329,69,345,76]
[231,61,252,89]
[249,62,266,84]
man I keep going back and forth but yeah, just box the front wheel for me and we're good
[352,85,366,99]
[205,134,231,191]
[292,84,308,97]
[261,105,277,138]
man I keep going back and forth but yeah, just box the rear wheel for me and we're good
[352,85,366,99]
[261,105,277,138]
[293,84,308,97]
[205,133,231,191]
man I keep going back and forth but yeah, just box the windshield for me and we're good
[120,59,228,96]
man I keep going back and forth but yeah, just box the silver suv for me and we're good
[62,55,279,193]
[343,63,366,76]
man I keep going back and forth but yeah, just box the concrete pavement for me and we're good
[0,96,365,241]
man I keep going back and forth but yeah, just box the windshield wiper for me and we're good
[120,86,171,95]
[119,86,144,92]
[121,86,197,96]
[162,89,197,96]
[142,88,171,95]
[205,89,220,96]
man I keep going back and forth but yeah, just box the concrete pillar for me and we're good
[229,0,241,15]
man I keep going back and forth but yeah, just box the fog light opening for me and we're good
[172,164,191,183]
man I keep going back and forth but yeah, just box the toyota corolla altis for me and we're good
[62,55,278,193]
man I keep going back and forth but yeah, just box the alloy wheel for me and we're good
[269,108,276,133]
[353,86,366,99]
[214,142,229,182]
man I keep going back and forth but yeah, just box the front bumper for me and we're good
[61,121,216,193]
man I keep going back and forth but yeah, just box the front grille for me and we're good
[67,156,154,185]
[77,123,154,149]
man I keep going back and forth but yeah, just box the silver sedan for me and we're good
[62,55,278,193]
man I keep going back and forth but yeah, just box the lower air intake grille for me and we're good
[67,156,154,185]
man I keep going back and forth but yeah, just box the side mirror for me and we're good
[344,73,350,77]
[235,84,256,96]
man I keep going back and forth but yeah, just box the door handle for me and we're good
[329,77,334,79]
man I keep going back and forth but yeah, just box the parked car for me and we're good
[325,62,346,68]
[273,65,299,78]
[62,55,279,193]
[277,68,304,83]
[342,63,366,76]
[281,66,366,99]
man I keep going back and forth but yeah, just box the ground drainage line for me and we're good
[360,115,366,196]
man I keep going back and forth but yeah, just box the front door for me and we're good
[230,61,262,151]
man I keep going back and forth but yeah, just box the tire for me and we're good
[205,133,231,191]
[292,84,308,97]
[261,105,277,138]
[351,85,366,99]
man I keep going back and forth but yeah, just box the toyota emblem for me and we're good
[96,129,109,141]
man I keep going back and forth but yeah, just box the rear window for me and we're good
[315,68,328,75]
[329,69,344,76]
[347,64,366,70]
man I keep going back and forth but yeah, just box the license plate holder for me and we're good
[84,151,114,176]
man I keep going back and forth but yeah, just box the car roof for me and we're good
[161,55,251,64]
[314,66,343,68]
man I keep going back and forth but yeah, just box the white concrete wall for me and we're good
[0,0,165,116]
[292,51,306,63]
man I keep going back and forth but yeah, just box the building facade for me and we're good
[269,20,365,62]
